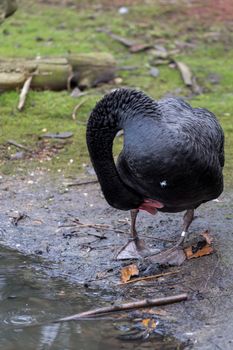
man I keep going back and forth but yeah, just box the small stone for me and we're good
[118,7,129,14]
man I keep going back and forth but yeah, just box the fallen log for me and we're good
[68,52,116,89]
[0,53,116,91]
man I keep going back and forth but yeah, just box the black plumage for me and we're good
[86,88,224,255]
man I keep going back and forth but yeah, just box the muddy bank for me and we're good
[0,172,233,349]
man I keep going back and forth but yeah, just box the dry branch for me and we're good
[7,139,30,151]
[65,179,98,187]
[72,99,88,120]
[55,293,188,322]
[18,76,32,111]
[175,61,192,86]
[98,29,135,47]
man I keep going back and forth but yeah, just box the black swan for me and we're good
[86,88,224,262]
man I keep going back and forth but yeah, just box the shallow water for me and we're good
[0,246,187,350]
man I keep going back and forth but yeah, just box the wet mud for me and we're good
[0,172,233,349]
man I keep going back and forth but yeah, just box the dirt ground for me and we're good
[38,0,233,23]
[0,172,233,349]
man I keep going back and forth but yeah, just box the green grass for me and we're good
[0,0,232,186]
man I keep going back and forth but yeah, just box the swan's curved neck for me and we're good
[86,89,156,210]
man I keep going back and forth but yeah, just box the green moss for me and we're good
[0,0,232,187]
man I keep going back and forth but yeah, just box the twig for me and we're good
[59,220,126,235]
[7,139,30,151]
[18,75,33,111]
[97,28,135,47]
[119,270,180,285]
[65,179,98,187]
[72,99,88,121]
[55,293,188,322]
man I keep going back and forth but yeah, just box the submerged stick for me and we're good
[55,293,188,322]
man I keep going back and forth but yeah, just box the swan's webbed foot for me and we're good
[146,209,195,266]
[116,209,157,259]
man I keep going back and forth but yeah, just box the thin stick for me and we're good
[119,270,180,285]
[18,76,33,111]
[55,293,188,322]
[72,99,87,120]
[7,139,30,151]
[65,179,98,187]
[59,221,126,234]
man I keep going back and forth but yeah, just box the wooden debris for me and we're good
[72,99,88,120]
[0,53,116,92]
[129,43,153,53]
[7,139,30,151]
[119,270,180,285]
[55,293,188,322]
[121,264,139,283]
[65,179,98,187]
[18,76,33,111]
[40,132,73,139]
[98,29,135,47]
[175,61,192,86]
[58,219,126,235]
[68,52,116,89]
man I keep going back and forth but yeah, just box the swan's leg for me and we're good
[130,209,139,242]
[176,209,194,247]
[130,209,146,251]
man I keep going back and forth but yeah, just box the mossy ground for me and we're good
[0,0,232,185]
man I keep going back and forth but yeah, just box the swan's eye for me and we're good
[160,180,167,188]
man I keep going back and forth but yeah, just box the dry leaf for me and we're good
[201,230,213,244]
[184,243,214,259]
[120,264,139,283]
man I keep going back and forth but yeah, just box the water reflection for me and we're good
[0,247,186,350]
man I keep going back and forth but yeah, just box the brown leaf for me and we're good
[184,243,214,259]
[120,264,139,283]
[201,230,213,244]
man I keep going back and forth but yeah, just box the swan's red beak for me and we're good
[139,199,164,215]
